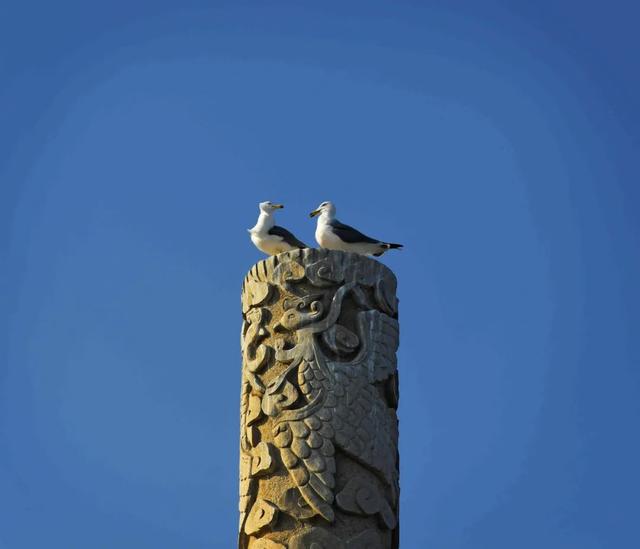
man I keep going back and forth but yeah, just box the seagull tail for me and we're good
[383,243,403,250]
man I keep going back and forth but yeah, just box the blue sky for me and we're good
[1,1,639,547]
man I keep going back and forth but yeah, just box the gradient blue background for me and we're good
[2,1,639,547]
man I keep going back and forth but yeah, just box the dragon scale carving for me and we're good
[239,249,400,548]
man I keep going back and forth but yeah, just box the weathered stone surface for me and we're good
[251,442,276,477]
[336,477,397,530]
[239,249,400,548]
[249,538,286,549]
[245,498,279,536]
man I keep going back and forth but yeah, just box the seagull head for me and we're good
[259,201,284,214]
[309,201,335,218]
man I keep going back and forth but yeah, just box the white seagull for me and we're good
[248,201,308,256]
[310,201,403,257]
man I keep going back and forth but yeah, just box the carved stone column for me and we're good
[239,249,400,549]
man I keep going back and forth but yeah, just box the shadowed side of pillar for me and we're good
[239,249,400,549]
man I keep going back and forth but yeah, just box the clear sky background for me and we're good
[1,1,639,548]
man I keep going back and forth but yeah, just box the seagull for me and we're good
[248,201,308,256]
[310,201,403,257]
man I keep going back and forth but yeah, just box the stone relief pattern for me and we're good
[239,249,400,548]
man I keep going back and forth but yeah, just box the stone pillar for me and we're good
[239,249,400,549]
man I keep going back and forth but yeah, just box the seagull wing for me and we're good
[268,225,308,248]
[329,219,379,244]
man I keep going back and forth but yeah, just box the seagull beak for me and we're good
[273,204,284,209]
[309,209,320,218]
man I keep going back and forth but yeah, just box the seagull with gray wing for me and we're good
[310,201,403,257]
[248,201,308,256]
